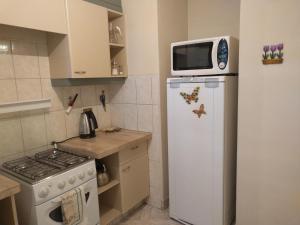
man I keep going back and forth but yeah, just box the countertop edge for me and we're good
[59,130,152,159]
[0,175,21,200]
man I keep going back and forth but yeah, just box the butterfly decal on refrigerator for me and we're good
[180,87,200,104]
[179,86,207,119]
[193,104,206,118]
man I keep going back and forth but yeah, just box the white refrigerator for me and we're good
[167,76,238,225]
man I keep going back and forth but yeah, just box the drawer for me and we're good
[119,142,147,164]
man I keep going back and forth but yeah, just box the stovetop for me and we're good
[1,148,91,184]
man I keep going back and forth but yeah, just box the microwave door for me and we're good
[173,42,213,72]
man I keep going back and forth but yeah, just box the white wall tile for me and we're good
[0,40,14,79]
[0,118,23,158]
[81,85,97,107]
[65,108,82,138]
[149,105,162,161]
[16,78,42,101]
[21,114,47,150]
[109,81,124,104]
[95,84,110,103]
[110,104,124,128]
[138,105,153,132]
[0,152,25,164]
[12,41,39,78]
[136,75,152,104]
[152,75,160,105]
[123,104,138,130]
[122,76,137,104]
[0,79,18,103]
[98,104,112,129]
[148,186,163,209]
[37,43,50,78]
[63,86,82,109]
[24,145,49,156]
[149,159,163,189]
[90,105,100,129]
[41,78,64,111]
[45,111,67,144]
[149,134,162,162]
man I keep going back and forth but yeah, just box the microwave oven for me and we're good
[171,36,239,76]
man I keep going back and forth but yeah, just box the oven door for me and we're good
[35,178,100,225]
[171,38,221,76]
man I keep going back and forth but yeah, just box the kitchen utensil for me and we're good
[79,108,98,139]
[96,162,110,187]
[99,90,106,112]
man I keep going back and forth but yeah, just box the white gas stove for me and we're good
[1,148,100,225]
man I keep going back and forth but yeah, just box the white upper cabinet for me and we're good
[67,0,111,77]
[0,0,67,34]
[48,0,111,78]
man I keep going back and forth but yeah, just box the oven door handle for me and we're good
[51,190,90,204]
[52,198,62,204]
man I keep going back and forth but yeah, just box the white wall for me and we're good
[157,0,188,204]
[122,0,159,75]
[121,0,188,208]
[236,0,300,225]
[188,0,240,39]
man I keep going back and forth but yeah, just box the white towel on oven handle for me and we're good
[60,187,89,225]
[78,186,90,225]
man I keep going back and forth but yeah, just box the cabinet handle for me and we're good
[131,146,139,150]
[74,71,86,75]
[122,166,131,172]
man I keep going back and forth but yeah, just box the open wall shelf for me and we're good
[0,99,51,114]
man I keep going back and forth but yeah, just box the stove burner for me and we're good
[1,149,90,184]
[35,149,89,169]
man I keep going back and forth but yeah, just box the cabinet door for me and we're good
[0,0,67,34]
[120,154,150,212]
[67,0,111,77]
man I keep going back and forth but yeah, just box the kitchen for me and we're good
[0,1,299,225]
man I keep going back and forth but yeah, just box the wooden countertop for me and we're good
[59,129,152,159]
[0,175,20,200]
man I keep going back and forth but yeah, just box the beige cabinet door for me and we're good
[67,0,111,78]
[120,154,150,212]
[0,0,67,34]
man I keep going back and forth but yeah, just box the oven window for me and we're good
[173,42,213,71]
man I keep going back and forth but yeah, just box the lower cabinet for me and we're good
[120,153,150,212]
[96,141,150,225]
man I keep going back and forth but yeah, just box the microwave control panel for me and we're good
[217,39,228,70]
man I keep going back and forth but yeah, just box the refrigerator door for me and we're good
[167,77,225,225]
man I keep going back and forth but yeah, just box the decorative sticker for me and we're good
[180,87,200,104]
[262,43,284,65]
[193,104,206,118]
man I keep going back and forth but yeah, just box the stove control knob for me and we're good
[38,187,49,198]
[87,168,95,176]
[57,181,66,189]
[78,172,85,180]
[69,176,76,184]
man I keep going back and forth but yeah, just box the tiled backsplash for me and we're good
[0,26,111,162]
[0,25,164,209]
[109,74,164,208]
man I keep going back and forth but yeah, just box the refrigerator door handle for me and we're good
[205,78,219,88]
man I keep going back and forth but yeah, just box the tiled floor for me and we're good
[117,204,182,225]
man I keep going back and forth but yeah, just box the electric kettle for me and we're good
[79,108,98,139]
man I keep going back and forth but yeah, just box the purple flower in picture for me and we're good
[277,43,284,59]
[270,45,277,59]
[270,45,277,52]
[262,45,270,60]
[277,43,284,51]
[263,45,270,52]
